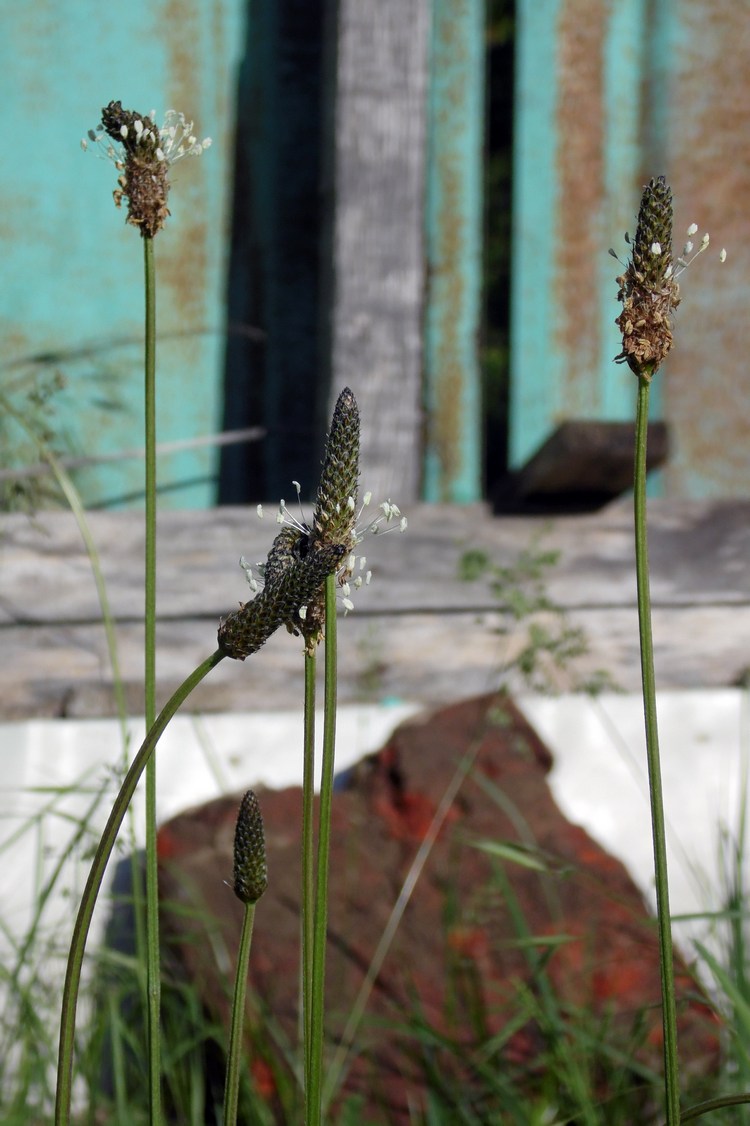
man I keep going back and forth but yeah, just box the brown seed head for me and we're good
[614,176,681,380]
[101,101,170,238]
[84,101,210,239]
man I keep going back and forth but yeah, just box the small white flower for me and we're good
[268,483,407,615]
[650,242,662,256]
[81,108,211,167]
[672,224,725,278]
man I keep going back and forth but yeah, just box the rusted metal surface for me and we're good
[513,0,749,497]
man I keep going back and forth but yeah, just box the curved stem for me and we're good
[307,576,338,1125]
[672,1092,750,1122]
[142,231,162,1122]
[54,648,225,1126]
[223,902,257,1126]
[634,375,680,1122]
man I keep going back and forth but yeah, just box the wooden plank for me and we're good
[2,500,750,718]
[327,0,429,502]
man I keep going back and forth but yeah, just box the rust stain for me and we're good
[151,0,212,418]
[662,0,750,496]
[434,158,467,491]
[554,0,607,417]
[430,0,473,495]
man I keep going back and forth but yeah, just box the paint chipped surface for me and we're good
[554,0,607,419]
[664,0,750,496]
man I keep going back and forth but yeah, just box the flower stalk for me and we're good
[225,792,268,1126]
[616,176,680,1123]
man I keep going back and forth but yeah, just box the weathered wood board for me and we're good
[2,501,749,719]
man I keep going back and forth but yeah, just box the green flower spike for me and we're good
[297,387,361,645]
[218,528,346,661]
[218,388,361,660]
[233,791,268,905]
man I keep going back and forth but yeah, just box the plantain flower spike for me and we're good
[217,388,360,660]
[217,527,345,660]
[614,176,680,381]
[313,387,360,551]
[81,101,211,238]
[233,791,268,905]
[297,387,361,644]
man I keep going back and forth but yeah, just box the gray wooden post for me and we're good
[326,0,430,503]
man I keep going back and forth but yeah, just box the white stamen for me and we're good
[687,223,698,236]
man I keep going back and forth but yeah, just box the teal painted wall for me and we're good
[2,0,245,508]
[424,0,485,503]
[510,0,670,476]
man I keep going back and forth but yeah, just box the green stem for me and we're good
[307,576,338,1125]
[143,232,162,1123]
[672,1092,750,1122]
[302,648,317,1089]
[634,374,680,1122]
[54,649,225,1126]
[223,902,257,1126]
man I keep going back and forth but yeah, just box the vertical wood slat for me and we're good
[327,0,430,503]
[423,0,485,503]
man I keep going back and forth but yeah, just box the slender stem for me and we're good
[673,1092,750,1122]
[54,649,225,1126]
[223,902,257,1126]
[301,648,317,1089]
[307,576,338,1125]
[634,374,680,1123]
[143,232,162,1123]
